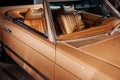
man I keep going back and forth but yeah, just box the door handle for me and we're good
[5,28,12,33]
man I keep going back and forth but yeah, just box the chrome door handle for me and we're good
[5,28,12,33]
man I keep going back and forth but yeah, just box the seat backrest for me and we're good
[58,13,85,34]
[24,8,44,20]
[23,8,46,33]
[24,19,46,33]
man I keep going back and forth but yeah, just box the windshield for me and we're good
[50,0,116,16]
[49,0,120,40]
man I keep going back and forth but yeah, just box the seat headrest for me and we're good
[25,8,44,20]
[59,4,76,14]
[24,8,46,33]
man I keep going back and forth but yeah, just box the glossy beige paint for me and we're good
[54,64,80,80]
[56,40,120,80]
[0,4,120,80]
[24,64,45,80]
[25,46,54,79]
[5,47,48,80]
[0,5,55,80]
[0,27,3,41]
[6,22,55,61]
[4,47,24,66]
[4,31,27,59]
[80,34,120,68]
[0,15,6,42]
[3,24,55,79]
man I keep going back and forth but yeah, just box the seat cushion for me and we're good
[61,4,75,14]
[58,13,85,34]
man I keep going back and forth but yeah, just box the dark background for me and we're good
[0,0,33,6]
[0,0,119,12]
[109,0,120,11]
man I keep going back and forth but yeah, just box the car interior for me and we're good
[23,8,46,34]
[5,6,48,37]
[50,1,120,39]
[0,0,120,80]
[4,0,120,40]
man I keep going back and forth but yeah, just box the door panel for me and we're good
[6,23,55,61]
[4,24,54,80]
[4,32,27,59]
[25,47,54,80]
[54,65,80,80]
[0,29,3,41]
[5,48,46,80]
[4,47,24,66]
[0,15,7,42]
[24,64,45,80]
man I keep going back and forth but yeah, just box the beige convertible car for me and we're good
[0,0,120,80]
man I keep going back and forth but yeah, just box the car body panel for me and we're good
[0,5,55,80]
[81,34,120,68]
[0,0,120,80]
[56,40,120,80]
[0,15,6,42]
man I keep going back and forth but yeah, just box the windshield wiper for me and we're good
[109,23,120,35]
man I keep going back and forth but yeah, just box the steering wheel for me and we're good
[93,15,111,26]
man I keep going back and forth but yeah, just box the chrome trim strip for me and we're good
[4,45,49,80]
[4,11,48,39]
[105,0,120,18]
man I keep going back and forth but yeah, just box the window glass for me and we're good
[50,0,115,16]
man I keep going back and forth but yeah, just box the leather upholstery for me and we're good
[24,8,46,33]
[58,13,85,34]
[25,8,44,20]
[58,17,120,39]
[24,19,46,33]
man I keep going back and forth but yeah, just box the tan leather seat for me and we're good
[58,13,85,34]
[23,8,46,33]
[24,19,46,33]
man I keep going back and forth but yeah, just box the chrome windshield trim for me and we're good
[105,0,120,18]
[44,0,57,42]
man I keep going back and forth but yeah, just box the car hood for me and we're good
[65,32,120,69]
[80,35,120,69]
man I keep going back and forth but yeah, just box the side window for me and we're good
[74,0,110,16]
[5,6,48,38]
